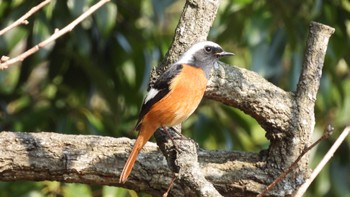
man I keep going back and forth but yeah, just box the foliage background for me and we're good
[0,0,349,196]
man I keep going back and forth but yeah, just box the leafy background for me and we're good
[0,0,349,196]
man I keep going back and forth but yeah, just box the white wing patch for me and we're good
[144,88,159,104]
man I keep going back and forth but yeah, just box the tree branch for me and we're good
[294,126,350,197]
[206,22,334,195]
[0,21,335,196]
[0,0,110,70]
[149,0,225,196]
[206,23,335,140]
[150,0,221,84]
[257,124,333,197]
[206,62,295,134]
[0,0,51,36]
[0,0,337,195]
[0,131,267,197]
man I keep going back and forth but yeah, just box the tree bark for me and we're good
[150,0,226,196]
[0,0,335,196]
[0,21,335,196]
[150,0,221,84]
[0,131,265,197]
[0,22,335,196]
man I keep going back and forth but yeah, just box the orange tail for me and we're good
[119,122,157,183]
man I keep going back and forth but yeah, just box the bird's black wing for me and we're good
[135,64,183,131]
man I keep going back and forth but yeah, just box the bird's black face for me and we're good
[204,45,233,58]
[176,41,234,66]
[194,44,234,65]
[175,41,234,79]
[204,45,220,56]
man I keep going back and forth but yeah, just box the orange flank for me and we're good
[146,64,208,126]
[119,64,208,183]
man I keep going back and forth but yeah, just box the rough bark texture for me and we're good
[0,131,266,197]
[0,0,335,195]
[149,0,225,196]
[150,0,221,84]
[206,63,295,134]
[0,22,335,196]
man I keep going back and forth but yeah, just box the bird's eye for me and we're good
[204,46,212,53]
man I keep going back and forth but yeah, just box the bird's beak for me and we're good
[216,51,235,57]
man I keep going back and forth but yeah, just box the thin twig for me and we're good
[0,0,110,70]
[163,176,177,197]
[294,126,350,197]
[0,0,51,36]
[257,125,334,197]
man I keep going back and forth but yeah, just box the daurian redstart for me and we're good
[119,41,233,183]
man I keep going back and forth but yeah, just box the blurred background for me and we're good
[0,0,349,196]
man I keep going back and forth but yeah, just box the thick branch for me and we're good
[293,22,335,147]
[206,23,335,141]
[149,0,224,196]
[206,63,295,134]
[150,0,221,84]
[0,131,269,197]
[205,22,334,195]
[296,22,335,102]
[0,22,335,196]
[0,0,335,194]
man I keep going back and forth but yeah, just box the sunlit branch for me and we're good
[294,126,350,197]
[0,0,110,70]
[0,0,51,36]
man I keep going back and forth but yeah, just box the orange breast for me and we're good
[143,65,208,127]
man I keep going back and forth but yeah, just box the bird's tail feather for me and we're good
[119,122,156,183]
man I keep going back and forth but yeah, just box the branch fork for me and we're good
[0,0,339,196]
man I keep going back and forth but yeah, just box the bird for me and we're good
[119,41,233,183]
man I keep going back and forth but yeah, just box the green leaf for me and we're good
[63,183,92,197]
[95,2,117,38]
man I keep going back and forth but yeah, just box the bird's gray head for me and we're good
[175,41,234,78]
